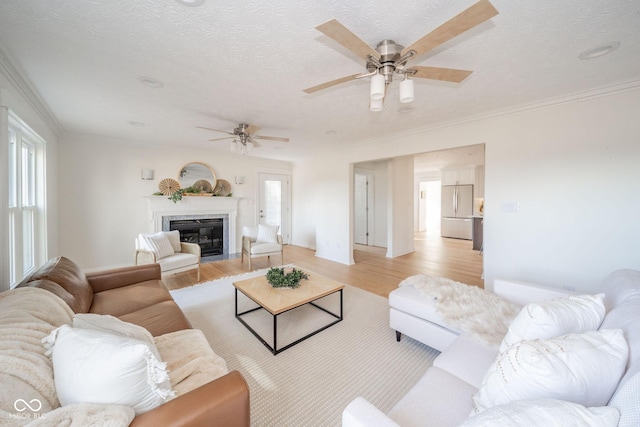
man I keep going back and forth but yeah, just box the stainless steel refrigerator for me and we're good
[441,184,473,239]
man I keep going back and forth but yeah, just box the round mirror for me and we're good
[178,162,217,192]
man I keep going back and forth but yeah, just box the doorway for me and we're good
[258,172,291,244]
[418,181,441,235]
[354,172,374,245]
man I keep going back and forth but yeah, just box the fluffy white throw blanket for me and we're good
[399,275,521,347]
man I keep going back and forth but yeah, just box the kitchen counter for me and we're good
[472,216,483,251]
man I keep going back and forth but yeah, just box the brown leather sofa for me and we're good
[18,256,250,427]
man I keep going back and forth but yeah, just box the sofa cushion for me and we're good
[157,252,198,271]
[89,279,173,317]
[499,293,605,353]
[17,256,93,313]
[46,324,174,415]
[461,399,620,427]
[433,334,498,389]
[472,329,629,414]
[250,242,282,255]
[119,301,192,337]
[388,367,477,427]
[600,271,640,427]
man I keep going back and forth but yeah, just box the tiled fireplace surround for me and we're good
[145,196,240,257]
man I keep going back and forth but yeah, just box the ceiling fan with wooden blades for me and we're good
[303,0,498,106]
[197,123,289,154]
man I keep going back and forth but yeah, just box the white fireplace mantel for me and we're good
[144,196,240,253]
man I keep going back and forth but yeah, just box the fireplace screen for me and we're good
[169,218,223,257]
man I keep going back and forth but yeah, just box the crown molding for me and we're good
[343,77,640,153]
[0,42,63,136]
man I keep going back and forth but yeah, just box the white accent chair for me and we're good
[241,225,283,270]
[135,230,201,280]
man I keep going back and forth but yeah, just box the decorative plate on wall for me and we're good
[213,179,232,196]
[158,178,181,195]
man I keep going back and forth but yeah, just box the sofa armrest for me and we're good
[130,370,250,427]
[87,264,162,293]
[180,242,201,258]
[493,279,574,306]
[342,397,399,427]
[135,249,157,265]
[242,236,253,252]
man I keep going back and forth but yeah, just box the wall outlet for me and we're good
[501,201,520,213]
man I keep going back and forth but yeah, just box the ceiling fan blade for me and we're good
[253,135,290,143]
[401,0,498,58]
[196,126,235,136]
[248,137,262,148]
[245,124,260,135]
[316,19,380,61]
[208,136,233,142]
[408,66,473,83]
[303,73,361,94]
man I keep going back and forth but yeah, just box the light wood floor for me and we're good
[163,231,484,298]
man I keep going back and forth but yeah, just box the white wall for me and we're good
[58,133,291,270]
[386,156,415,257]
[372,161,388,248]
[291,86,640,293]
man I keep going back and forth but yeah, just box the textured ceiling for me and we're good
[0,0,639,162]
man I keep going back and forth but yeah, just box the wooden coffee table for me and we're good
[233,270,344,354]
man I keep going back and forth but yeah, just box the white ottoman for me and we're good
[389,285,460,352]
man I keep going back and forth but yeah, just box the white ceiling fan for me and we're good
[197,123,290,154]
[303,0,499,110]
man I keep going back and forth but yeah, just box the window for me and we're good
[4,110,46,288]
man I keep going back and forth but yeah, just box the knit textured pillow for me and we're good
[256,224,279,243]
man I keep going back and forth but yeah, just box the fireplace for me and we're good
[162,213,230,259]
[169,218,223,256]
[145,195,239,258]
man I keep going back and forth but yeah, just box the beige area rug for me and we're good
[171,268,439,426]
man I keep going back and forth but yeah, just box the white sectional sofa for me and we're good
[343,269,640,426]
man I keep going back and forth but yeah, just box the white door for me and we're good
[258,173,290,244]
[354,174,368,245]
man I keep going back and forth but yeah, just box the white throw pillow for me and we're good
[46,325,174,415]
[472,329,628,414]
[72,313,160,360]
[461,399,620,427]
[164,230,182,253]
[140,232,175,260]
[256,224,279,243]
[499,293,606,353]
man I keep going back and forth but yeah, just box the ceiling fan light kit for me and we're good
[399,77,415,104]
[369,97,384,112]
[370,72,386,100]
[304,0,499,112]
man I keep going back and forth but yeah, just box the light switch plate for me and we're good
[501,201,520,213]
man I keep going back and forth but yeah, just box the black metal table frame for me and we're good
[234,288,343,355]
